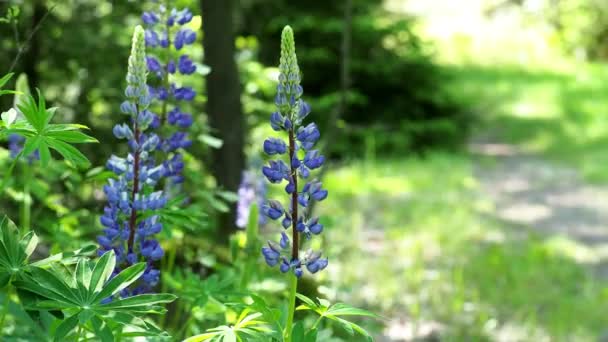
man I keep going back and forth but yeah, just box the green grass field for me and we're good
[446,62,608,183]
[321,155,607,340]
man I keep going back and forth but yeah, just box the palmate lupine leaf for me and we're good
[295,293,380,341]
[184,309,272,342]
[0,215,37,287]
[0,91,97,167]
[13,250,176,341]
[0,216,97,289]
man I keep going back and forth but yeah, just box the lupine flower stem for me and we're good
[20,165,32,231]
[288,130,299,260]
[285,272,298,342]
[127,122,141,253]
[259,25,330,340]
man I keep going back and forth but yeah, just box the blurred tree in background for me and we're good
[238,0,469,156]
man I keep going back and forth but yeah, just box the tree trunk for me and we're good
[200,0,245,242]
[22,0,45,91]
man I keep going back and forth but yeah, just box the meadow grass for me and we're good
[321,154,607,340]
[446,61,608,183]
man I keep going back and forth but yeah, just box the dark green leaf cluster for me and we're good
[0,216,176,341]
[0,80,98,168]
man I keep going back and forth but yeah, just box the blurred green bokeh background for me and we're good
[1,0,608,340]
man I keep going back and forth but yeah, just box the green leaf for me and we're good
[18,267,80,306]
[53,313,80,341]
[93,262,146,302]
[88,250,115,294]
[98,293,177,311]
[91,315,114,342]
[295,293,318,309]
[20,231,38,259]
[21,134,42,157]
[0,73,14,89]
[31,244,96,267]
[46,137,90,167]
[45,129,98,143]
[38,141,51,166]
[326,303,381,318]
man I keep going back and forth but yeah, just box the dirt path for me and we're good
[470,142,608,276]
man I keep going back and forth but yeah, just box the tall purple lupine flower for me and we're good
[98,26,166,297]
[141,5,196,191]
[236,169,268,228]
[260,26,328,278]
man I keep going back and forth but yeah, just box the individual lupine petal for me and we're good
[280,258,290,273]
[294,267,303,278]
[270,112,284,131]
[262,160,289,183]
[262,242,281,266]
[296,217,306,232]
[298,192,309,207]
[305,180,328,201]
[177,8,193,25]
[280,232,290,249]
[142,268,160,286]
[141,240,164,260]
[141,134,161,151]
[120,100,137,115]
[126,253,138,265]
[174,28,196,50]
[107,155,128,175]
[291,156,301,169]
[159,30,169,48]
[144,29,159,47]
[167,60,176,74]
[113,123,134,140]
[142,12,159,25]
[167,9,176,26]
[285,180,295,194]
[284,118,292,130]
[137,109,155,129]
[146,56,162,75]
[297,100,311,122]
[174,86,196,101]
[308,217,323,235]
[263,137,287,155]
[299,165,310,179]
[178,55,196,75]
[282,215,292,229]
[296,123,320,150]
[303,150,324,170]
[306,258,328,274]
[97,235,112,249]
[261,200,284,220]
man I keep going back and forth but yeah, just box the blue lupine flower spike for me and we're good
[97,26,166,298]
[142,4,196,192]
[260,26,328,278]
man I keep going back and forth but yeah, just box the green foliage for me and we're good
[0,216,96,289]
[295,293,379,341]
[1,91,98,167]
[0,216,176,340]
[15,250,176,340]
[184,309,271,342]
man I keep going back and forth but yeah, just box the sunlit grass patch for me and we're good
[321,155,608,340]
